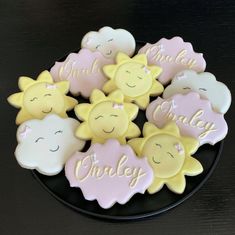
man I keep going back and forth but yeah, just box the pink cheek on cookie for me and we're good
[46,84,57,89]
[112,103,124,109]
[20,126,32,139]
[174,143,184,155]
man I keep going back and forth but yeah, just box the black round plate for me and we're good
[32,41,223,220]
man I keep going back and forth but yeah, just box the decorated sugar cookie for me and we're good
[138,37,206,85]
[146,92,228,146]
[81,26,136,59]
[65,139,153,209]
[7,70,77,124]
[129,122,203,194]
[50,49,113,98]
[15,114,85,176]
[163,70,232,114]
[75,89,140,144]
[103,53,163,109]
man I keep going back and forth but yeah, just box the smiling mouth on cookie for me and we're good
[102,127,115,134]
[42,107,52,114]
[49,145,60,152]
[125,83,136,88]
[152,156,161,164]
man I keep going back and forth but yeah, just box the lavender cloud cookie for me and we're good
[138,37,206,85]
[50,48,113,98]
[146,92,228,146]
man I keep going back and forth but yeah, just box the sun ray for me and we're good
[37,70,53,82]
[90,89,106,103]
[65,96,78,109]
[108,89,124,103]
[116,52,130,63]
[16,109,33,125]
[102,52,163,109]
[128,138,145,157]
[135,95,150,110]
[102,80,117,94]
[147,179,164,194]
[181,137,199,154]
[18,77,35,91]
[102,65,117,78]
[166,174,186,194]
[7,92,23,108]
[124,103,139,120]
[182,156,203,176]
[128,122,203,194]
[143,122,159,137]
[75,103,93,121]
[56,81,70,94]
[149,80,164,95]
[132,53,148,64]
[75,122,93,140]
[125,122,141,139]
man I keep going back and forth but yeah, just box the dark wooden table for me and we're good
[1,0,234,234]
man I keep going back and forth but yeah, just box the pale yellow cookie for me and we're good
[74,89,140,144]
[128,122,203,194]
[103,52,163,109]
[8,70,77,124]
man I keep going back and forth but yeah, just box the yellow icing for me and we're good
[128,122,203,194]
[7,71,78,124]
[103,52,164,109]
[75,89,140,144]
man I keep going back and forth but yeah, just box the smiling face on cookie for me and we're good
[114,62,153,97]
[103,53,163,109]
[15,114,85,176]
[81,26,136,58]
[7,70,78,124]
[142,134,185,178]
[128,122,203,194]
[163,70,231,114]
[75,89,140,144]
[88,101,129,139]
[23,83,65,117]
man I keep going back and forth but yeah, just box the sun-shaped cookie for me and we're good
[75,89,140,144]
[128,122,203,194]
[102,52,164,109]
[7,70,78,124]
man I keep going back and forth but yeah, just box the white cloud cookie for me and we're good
[163,70,231,114]
[81,26,136,59]
[15,114,85,176]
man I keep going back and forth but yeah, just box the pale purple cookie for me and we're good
[65,139,153,209]
[138,37,206,85]
[146,92,228,146]
[50,48,113,98]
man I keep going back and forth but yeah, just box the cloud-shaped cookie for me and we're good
[50,49,113,98]
[65,139,153,209]
[15,114,85,176]
[81,26,136,59]
[146,92,228,146]
[138,37,206,85]
[163,70,232,114]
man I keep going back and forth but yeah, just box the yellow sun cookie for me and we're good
[7,70,78,124]
[102,52,164,109]
[74,89,140,144]
[128,122,203,194]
